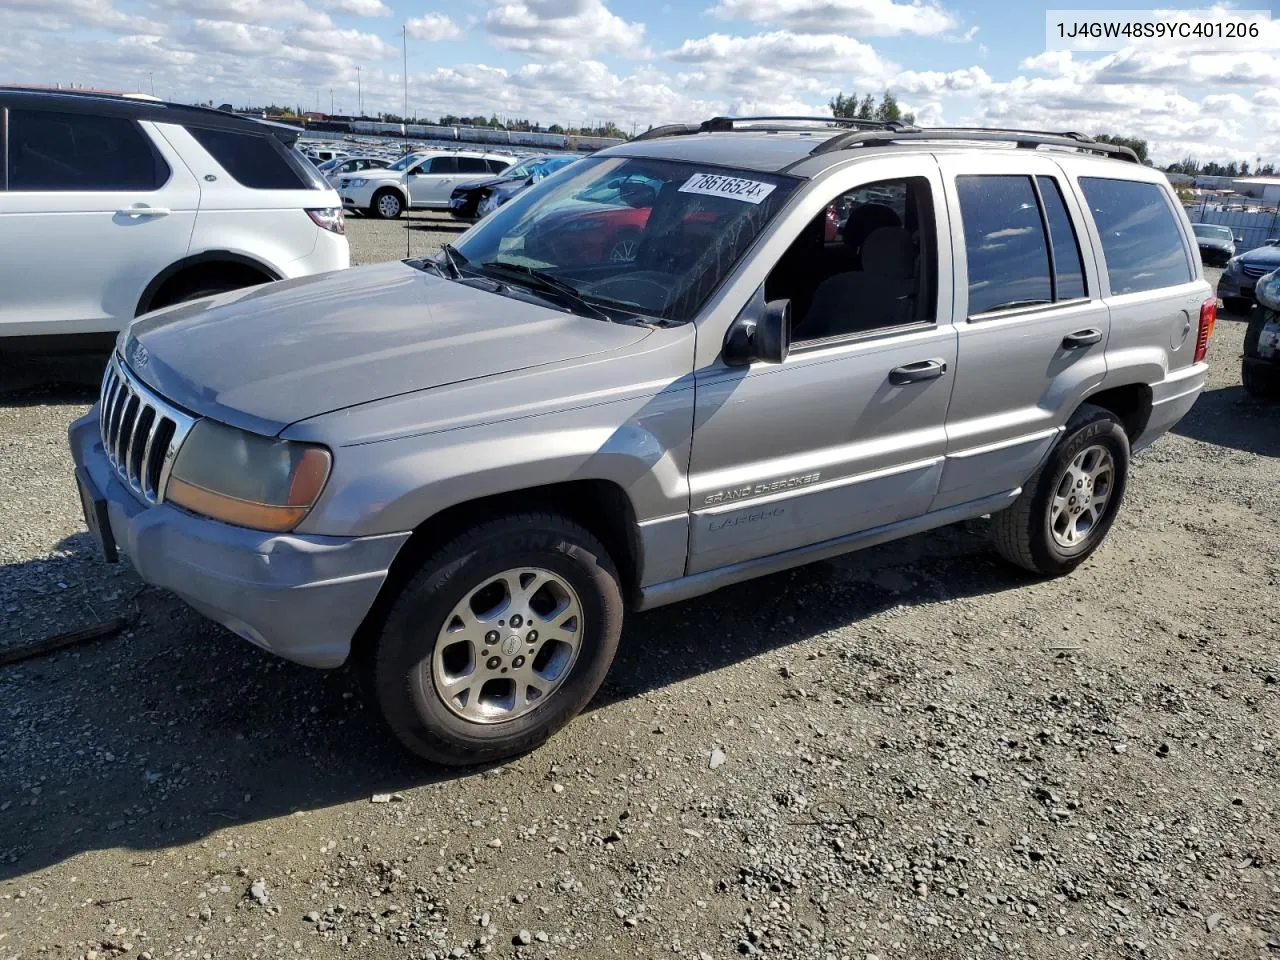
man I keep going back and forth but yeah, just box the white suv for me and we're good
[337,149,514,219]
[0,88,350,348]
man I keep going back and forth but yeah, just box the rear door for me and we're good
[932,153,1111,510]
[0,106,198,337]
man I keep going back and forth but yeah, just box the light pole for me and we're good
[148,71,154,96]
[356,66,362,118]
[402,26,409,125]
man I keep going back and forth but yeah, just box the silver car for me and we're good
[70,119,1215,765]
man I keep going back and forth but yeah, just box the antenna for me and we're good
[403,24,411,260]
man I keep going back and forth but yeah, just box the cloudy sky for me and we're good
[3,0,1278,165]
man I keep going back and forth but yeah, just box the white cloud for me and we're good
[706,0,958,37]
[316,0,391,14]
[407,13,464,41]
[146,0,332,27]
[484,0,645,58]
[289,24,395,57]
[1,0,162,32]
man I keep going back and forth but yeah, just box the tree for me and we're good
[548,123,565,134]
[829,91,915,125]
[1094,133,1149,165]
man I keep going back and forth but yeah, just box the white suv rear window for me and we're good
[1079,177,1193,295]
[188,127,320,191]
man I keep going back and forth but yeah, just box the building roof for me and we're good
[1233,177,1280,187]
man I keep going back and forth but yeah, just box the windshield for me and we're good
[450,156,798,323]
[388,154,423,172]
[1193,224,1233,241]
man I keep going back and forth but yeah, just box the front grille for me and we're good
[1243,264,1271,279]
[98,356,196,504]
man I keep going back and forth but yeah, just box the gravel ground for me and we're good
[2,257,1278,960]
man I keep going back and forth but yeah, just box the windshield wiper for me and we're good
[439,243,468,280]
[477,260,610,321]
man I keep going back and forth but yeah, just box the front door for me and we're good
[0,108,199,337]
[931,154,1111,510]
[687,156,958,575]
[408,155,457,208]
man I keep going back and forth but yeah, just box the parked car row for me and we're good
[449,154,580,222]
[336,149,516,219]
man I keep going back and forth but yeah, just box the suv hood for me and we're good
[124,261,650,437]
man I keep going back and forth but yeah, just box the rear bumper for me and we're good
[69,410,408,668]
[1132,362,1207,454]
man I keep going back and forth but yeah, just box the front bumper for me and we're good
[1218,272,1261,301]
[69,410,409,668]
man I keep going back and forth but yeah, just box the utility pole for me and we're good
[402,26,409,125]
[148,72,154,96]
[330,88,334,115]
[356,66,362,118]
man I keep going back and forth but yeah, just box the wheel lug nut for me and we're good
[513,655,526,668]
[510,614,523,628]
[481,649,489,657]
[486,656,501,670]
[486,630,499,643]
[527,630,538,643]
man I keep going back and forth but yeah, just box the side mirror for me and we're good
[1235,236,1244,243]
[723,293,791,366]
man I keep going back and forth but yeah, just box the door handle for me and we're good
[889,359,947,385]
[1061,328,1103,349]
[117,205,170,218]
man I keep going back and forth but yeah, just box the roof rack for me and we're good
[806,126,1140,163]
[630,115,911,142]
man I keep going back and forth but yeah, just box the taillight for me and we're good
[306,207,346,235]
[1194,296,1216,363]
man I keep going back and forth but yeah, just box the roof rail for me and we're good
[807,126,1140,163]
[630,115,914,143]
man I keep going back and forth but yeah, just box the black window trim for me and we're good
[959,172,1091,323]
[789,317,938,355]
[185,122,321,191]
[1,105,8,190]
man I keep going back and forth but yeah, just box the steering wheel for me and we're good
[585,271,675,311]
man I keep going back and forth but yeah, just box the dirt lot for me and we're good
[1,241,1277,960]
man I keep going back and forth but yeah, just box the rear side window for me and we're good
[188,127,312,190]
[1079,177,1193,295]
[956,175,1052,314]
[8,109,169,191]
[457,157,489,174]
[425,156,458,174]
[1036,176,1087,300]
[486,158,509,174]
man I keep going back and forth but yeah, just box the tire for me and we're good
[370,188,404,220]
[989,404,1130,576]
[373,512,623,766]
[1223,297,1251,316]
[1242,310,1280,400]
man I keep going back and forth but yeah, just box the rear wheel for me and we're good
[373,513,623,766]
[370,189,404,220]
[989,404,1130,576]
[1242,310,1280,399]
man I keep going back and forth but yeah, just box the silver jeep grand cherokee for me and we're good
[70,118,1215,765]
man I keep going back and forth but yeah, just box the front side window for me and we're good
[765,177,938,342]
[8,109,169,191]
[451,156,798,323]
[1079,177,1193,295]
[424,156,458,175]
[188,127,319,190]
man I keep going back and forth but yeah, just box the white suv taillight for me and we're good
[1194,296,1216,363]
[306,207,346,235]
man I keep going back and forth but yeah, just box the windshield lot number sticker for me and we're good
[679,173,776,204]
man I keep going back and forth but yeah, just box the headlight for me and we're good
[166,420,331,532]
[1226,256,1241,271]
[348,177,369,187]
[1257,271,1280,311]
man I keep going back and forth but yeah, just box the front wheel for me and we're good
[373,513,623,765]
[370,189,404,220]
[989,404,1130,576]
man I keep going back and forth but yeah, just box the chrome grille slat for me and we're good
[96,355,198,506]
